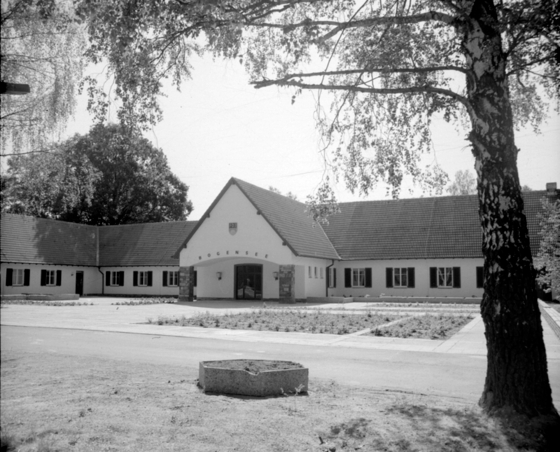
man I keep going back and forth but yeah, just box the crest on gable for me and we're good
[229,222,238,235]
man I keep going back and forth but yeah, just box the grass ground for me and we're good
[0,349,547,452]
[148,309,473,339]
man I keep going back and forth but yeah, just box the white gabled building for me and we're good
[1,178,557,302]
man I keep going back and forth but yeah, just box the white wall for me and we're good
[195,257,280,299]
[180,184,295,268]
[102,266,180,297]
[295,257,333,298]
[328,258,484,298]
[1,263,100,296]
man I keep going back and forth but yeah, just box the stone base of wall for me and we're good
[1,293,79,301]
[307,297,354,304]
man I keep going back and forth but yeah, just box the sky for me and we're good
[67,55,560,221]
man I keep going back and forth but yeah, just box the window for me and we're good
[133,271,152,287]
[476,266,484,288]
[308,266,312,278]
[438,268,453,287]
[320,267,324,279]
[314,267,318,278]
[41,269,61,286]
[344,268,372,288]
[394,268,408,287]
[430,267,461,288]
[386,268,415,288]
[328,268,337,288]
[163,271,179,287]
[352,268,365,287]
[6,268,30,287]
[105,271,124,287]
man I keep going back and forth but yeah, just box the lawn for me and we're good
[149,309,400,335]
[1,349,548,452]
[370,314,474,340]
[148,309,474,339]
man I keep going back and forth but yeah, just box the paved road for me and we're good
[1,325,487,403]
[1,298,559,410]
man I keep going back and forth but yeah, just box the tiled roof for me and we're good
[99,221,197,266]
[1,213,196,267]
[234,178,340,260]
[321,190,548,260]
[0,214,98,266]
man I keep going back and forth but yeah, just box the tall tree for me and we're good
[4,124,194,225]
[1,0,86,154]
[447,170,476,195]
[76,0,560,439]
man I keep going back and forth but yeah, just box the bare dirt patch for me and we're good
[204,359,304,374]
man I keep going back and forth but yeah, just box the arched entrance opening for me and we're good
[235,264,263,300]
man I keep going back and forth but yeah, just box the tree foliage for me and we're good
[1,0,86,154]
[3,124,193,225]
[535,196,560,300]
[447,169,476,195]
[76,0,560,431]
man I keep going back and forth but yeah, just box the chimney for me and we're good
[546,182,558,202]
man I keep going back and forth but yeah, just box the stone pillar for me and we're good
[279,265,296,304]
[179,266,195,302]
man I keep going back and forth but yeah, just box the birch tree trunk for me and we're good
[463,0,556,418]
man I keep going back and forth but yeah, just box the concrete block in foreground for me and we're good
[199,359,308,397]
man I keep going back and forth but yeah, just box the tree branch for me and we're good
[317,10,455,42]
[252,78,471,110]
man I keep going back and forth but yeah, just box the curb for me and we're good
[539,300,560,341]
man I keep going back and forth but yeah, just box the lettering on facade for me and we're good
[195,251,270,261]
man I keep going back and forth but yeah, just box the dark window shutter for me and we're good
[41,270,47,286]
[326,268,330,287]
[163,271,168,287]
[476,267,484,288]
[118,271,124,286]
[365,268,372,288]
[386,268,393,288]
[453,267,461,288]
[194,270,197,287]
[24,269,30,286]
[333,268,336,288]
[344,268,351,288]
[56,270,62,286]
[6,268,13,286]
[430,267,437,288]
[106,271,110,286]
[147,271,153,287]
[408,268,415,288]
[133,271,138,287]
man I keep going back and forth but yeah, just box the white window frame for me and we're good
[168,271,178,286]
[437,267,453,288]
[138,271,148,287]
[393,268,408,288]
[13,269,25,286]
[45,270,56,286]
[111,271,119,286]
[352,268,366,287]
